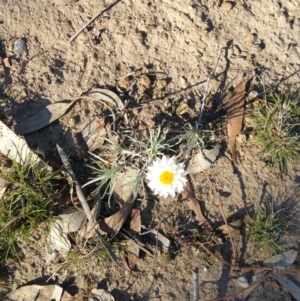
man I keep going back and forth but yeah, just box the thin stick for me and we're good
[205,272,271,301]
[197,242,272,272]
[202,169,238,265]
[207,272,271,301]
[69,0,123,43]
[198,45,223,126]
[193,269,200,301]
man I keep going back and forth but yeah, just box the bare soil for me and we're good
[1,0,300,300]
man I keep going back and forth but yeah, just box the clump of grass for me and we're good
[246,201,287,256]
[252,90,300,175]
[169,123,211,160]
[0,158,60,261]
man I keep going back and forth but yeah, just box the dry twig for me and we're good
[196,242,272,272]
[69,0,123,43]
[205,272,271,301]
[201,170,238,265]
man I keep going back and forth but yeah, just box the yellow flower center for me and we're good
[159,170,174,185]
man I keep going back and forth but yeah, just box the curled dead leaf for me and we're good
[126,208,141,271]
[227,76,253,164]
[218,217,244,238]
[181,180,210,227]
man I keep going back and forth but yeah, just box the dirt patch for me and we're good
[1,0,300,300]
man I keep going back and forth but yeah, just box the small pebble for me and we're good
[249,90,259,98]
[180,76,188,87]
[203,266,208,272]
[13,38,27,57]
[253,44,263,52]
[221,2,233,10]
[236,276,249,288]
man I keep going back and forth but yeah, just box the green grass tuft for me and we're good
[0,158,60,261]
[252,90,300,176]
[246,201,287,256]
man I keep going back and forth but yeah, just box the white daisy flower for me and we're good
[146,155,187,198]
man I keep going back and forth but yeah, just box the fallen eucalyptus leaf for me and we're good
[187,144,221,174]
[84,88,124,110]
[99,168,139,235]
[181,180,210,226]
[0,121,51,170]
[272,273,300,301]
[227,76,253,164]
[243,249,298,300]
[14,100,76,135]
[8,284,72,301]
[127,208,141,271]
[99,201,134,235]
[264,249,299,269]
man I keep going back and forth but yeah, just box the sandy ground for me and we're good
[1,0,300,300]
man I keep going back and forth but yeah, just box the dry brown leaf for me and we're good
[227,76,253,164]
[14,100,76,135]
[218,217,244,238]
[9,284,72,301]
[127,208,141,271]
[100,201,134,235]
[99,168,139,234]
[181,180,210,227]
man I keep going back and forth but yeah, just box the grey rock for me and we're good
[13,38,27,57]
